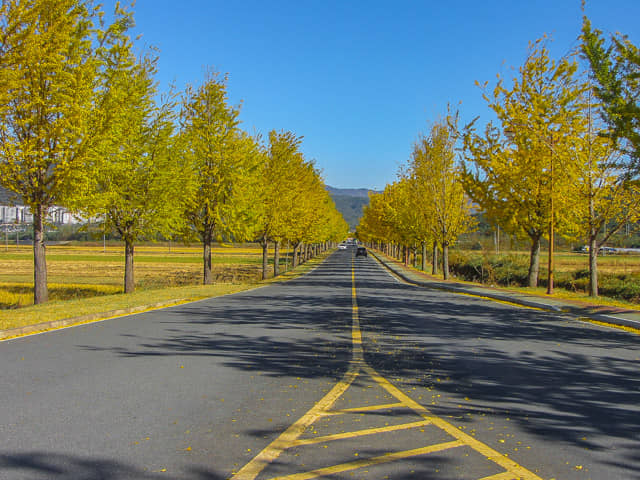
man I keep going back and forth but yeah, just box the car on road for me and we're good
[338,243,347,250]
[356,246,367,257]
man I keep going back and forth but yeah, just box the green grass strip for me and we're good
[0,252,331,334]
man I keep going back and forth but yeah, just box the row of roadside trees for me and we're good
[358,16,640,298]
[0,0,349,304]
[357,109,475,281]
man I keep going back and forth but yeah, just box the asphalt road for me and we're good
[0,249,638,479]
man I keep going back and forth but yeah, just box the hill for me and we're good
[326,186,379,230]
[325,186,372,199]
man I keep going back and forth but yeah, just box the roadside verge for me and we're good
[0,299,189,341]
[0,252,332,341]
[369,250,640,332]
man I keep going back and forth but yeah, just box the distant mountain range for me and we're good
[326,186,380,230]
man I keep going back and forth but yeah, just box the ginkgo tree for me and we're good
[254,130,306,279]
[404,170,435,272]
[409,113,475,279]
[298,179,349,262]
[581,17,640,171]
[0,0,133,303]
[462,38,584,289]
[179,71,262,284]
[563,91,640,296]
[78,40,188,294]
[254,136,348,278]
[284,159,332,268]
[381,179,420,266]
[359,109,474,279]
[358,182,411,261]
[357,190,392,253]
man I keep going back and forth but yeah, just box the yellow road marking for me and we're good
[350,265,365,361]
[321,402,406,415]
[477,472,520,480]
[270,441,465,480]
[362,364,542,479]
[231,364,360,480]
[291,419,433,447]
[583,317,640,334]
[231,259,544,480]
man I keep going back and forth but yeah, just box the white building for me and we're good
[0,186,79,225]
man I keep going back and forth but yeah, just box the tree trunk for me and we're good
[33,204,48,304]
[443,242,450,280]
[527,234,541,288]
[293,243,300,268]
[588,195,599,297]
[421,242,427,271]
[284,241,290,272]
[203,229,213,285]
[261,239,269,280]
[432,240,438,275]
[589,235,598,297]
[274,241,280,277]
[124,237,135,293]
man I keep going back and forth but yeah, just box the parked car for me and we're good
[356,246,367,257]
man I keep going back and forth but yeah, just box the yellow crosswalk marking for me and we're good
[292,419,433,447]
[231,366,360,480]
[230,260,544,480]
[270,441,465,480]
[320,401,405,415]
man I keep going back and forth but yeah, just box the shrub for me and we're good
[448,252,530,287]
[598,274,640,302]
[447,251,640,303]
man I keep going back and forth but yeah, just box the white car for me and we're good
[338,243,347,250]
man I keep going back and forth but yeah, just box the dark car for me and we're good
[356,246,367,257]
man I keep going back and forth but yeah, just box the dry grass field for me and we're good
[0,242,324,332]
[552,251,640,275]
[445,249,640,305]
[0,243,292,309]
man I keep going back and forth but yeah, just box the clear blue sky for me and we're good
[106,0,640,190]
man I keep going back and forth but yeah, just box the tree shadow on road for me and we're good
[69,252,640,477]
[354,263,640,477]
[78,254,359,381]
[0,451,228,480]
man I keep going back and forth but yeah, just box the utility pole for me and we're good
[547,150,554,295]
